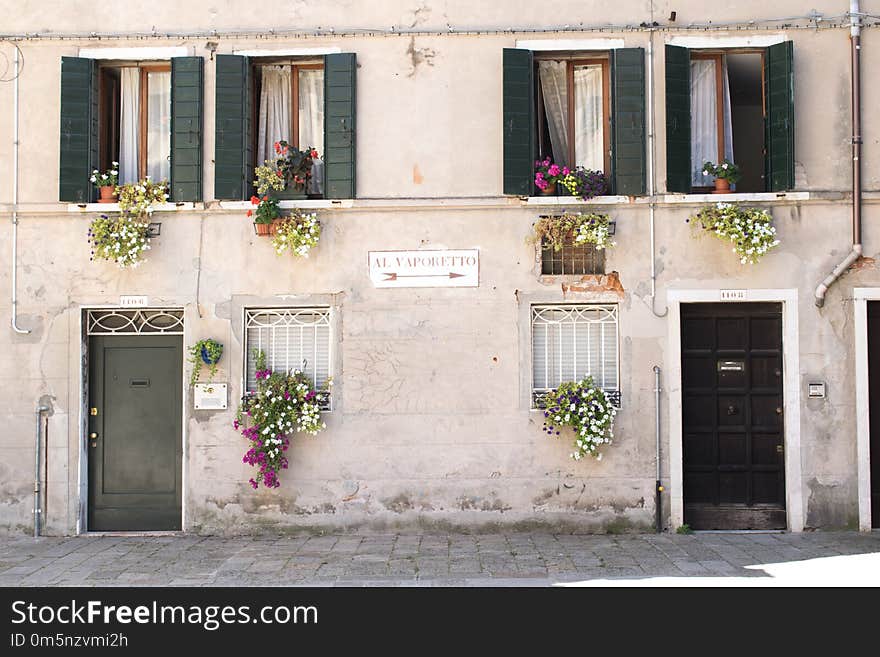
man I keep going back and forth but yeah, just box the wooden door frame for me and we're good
[77,306,186,534]
[666,289,804,531]
[854,288,880,531]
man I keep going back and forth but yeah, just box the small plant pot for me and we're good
[254,222,273,236]
[98,185,117,203]
[200,345,221,365]
[538,182,557,196]
[713,178,731,194]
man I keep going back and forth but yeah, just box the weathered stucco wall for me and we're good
[0,1,878,534]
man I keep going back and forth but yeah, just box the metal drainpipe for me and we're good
[34,405,49,537]
[815,1,863,307]
[11,43,30,334]
[653,366,663,533]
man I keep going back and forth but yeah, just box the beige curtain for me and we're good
[690,58,734,186]
[298,68,324,194]
[538,60,569,168]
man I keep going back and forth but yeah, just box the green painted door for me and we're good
[88,335,182,531]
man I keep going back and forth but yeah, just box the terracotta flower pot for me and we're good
[254,222,273,236]
[98,185,117,203]
[538,181,557,196]
[713,178,731,194]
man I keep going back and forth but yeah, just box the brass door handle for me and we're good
[89,432,98,448]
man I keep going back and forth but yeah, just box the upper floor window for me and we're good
[99,63,171,184]
[503,47,645,198]
[665,41,794,194]
[59,55,203,203]
[254,60,325,196]
[214,52,356,202]
[536,55,611,176]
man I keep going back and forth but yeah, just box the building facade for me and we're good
[1,1,879,535]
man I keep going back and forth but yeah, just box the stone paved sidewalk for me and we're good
[1,531,879,587]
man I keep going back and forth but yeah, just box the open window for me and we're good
[59,56,203,203]
[536,55,611,176]
[98,64,171,184]
[253,59,325,196]
[214,53,356,201]
[503,47,645,197]
[665,42,794,193]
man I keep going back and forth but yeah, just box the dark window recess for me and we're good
[541,238,605,275]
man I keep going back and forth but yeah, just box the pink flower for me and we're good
[548,164,560,176]
[562,167,570,175]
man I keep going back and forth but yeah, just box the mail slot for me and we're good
[130,378,151,388]
[717,360,745,372]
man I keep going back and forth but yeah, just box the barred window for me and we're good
[541,238,605,275]
[244,308,331,406]
[531,304,620,407]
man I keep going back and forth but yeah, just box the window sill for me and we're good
[67,202,198,213]
[659,191,810,203]
[525,195,631,205]
[219,199,354,211]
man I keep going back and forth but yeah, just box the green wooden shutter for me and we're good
[170,57,203,201]
[611,48,646,196]
[214,54,251,200]
[502,48,534,196]
[324,53,356,199]
[665,45,691,193]
[765,41,795,191]
[59,57,98,202]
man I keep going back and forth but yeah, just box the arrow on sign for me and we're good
[383,272,465,281]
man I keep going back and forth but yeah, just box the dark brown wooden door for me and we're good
[88,335,182,531]
[868,302,880,528]
[681,303,785,529]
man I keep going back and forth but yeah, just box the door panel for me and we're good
[89,335,182,531]
[682,302,785,529]
[868,302,880,528]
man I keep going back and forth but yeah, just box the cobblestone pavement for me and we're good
[1,531,879,587]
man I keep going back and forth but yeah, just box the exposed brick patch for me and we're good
[558,272,624,297]
[851,256,876,271]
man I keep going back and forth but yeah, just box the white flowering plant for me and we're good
[90,162,119,188]
[701,159,741,183]
[270,210,321,257]
[87,213,151,268]
[688,202,780,265]
[539,376,617,461]
[117,177,169,217]
[234,349,330,489]
[532,212,615,252]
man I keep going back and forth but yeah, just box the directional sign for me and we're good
[369,249,479,288]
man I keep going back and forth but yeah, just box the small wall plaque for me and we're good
[194,383,228,410]
[120,295,149,307]
[719,289,748,301]
[808,382,826,399]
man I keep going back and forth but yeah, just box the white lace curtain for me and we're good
[573,64,604,172]
[146,71,170,182]
[257,65,292,165]
[119,68,140,184]
[297,69,324,195]
[691,57,734,186]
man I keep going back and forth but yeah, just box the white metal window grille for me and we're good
[244,308,331,407]
[531,304,620,407]
[86,309,184,335]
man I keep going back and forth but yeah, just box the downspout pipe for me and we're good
[34,405,49,537]
[653,366,663,533]
[11,43,30,334]
[815,1,863,307]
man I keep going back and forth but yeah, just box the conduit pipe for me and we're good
[10,43,29,334]
[815,1,863,307]
[34,404,49,537]
[646,31,667,318]
[653,366,663,533]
